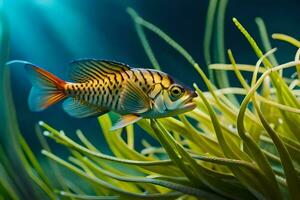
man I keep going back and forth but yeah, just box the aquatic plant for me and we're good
[1,0,300,199]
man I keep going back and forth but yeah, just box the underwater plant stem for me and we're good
[16,139,56,199]
[42,150,182,200]
[272,33,300,48]
[18,133,52,188]
[0,7,47,198]
[250,54,300,200]
[254,101,300,199]
[233,17,300,144]
[177,115,224,156]
[36,126,75,199]
[227,48,280,139]
[40,121,174,166]
[125,125,134,149]
[194,63,260,132]
[150,120,237,199]
[204,0,218,83]
[255,18,279,67]
[17,133,57,199]
[215,0,240,106]
[227,50,250,90]
[233,18,300,109]
[127,8,161,70]
[194,84,278,199]
[237,60,300,199]
[58,191,119,200]
[191,155,257,171]
[215,0,230,87]
[209,63,266,73]
[294,48,300,80]
[0,162,20,200]
[81,157,210,198]
[126,8,197,67]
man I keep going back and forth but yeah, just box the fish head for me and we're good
[151,80,197,117]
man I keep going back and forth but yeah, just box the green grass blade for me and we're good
[42,150,182,200]
[215,0,229,86]
[272,33,300,48]
[151,119,256,199]
[127,8,161,70]
[255,104,300,199]
[255,18,279,66]
[194,84,280,199]
[204,0,218,83]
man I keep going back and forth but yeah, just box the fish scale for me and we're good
[67,68,162,112]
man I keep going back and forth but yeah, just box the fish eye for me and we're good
[170,85,184,100]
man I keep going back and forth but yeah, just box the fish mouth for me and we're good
[180,92,197,111]
[181,101,197,111]
[183,91,197,104]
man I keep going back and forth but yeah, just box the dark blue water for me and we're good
[5,0,300,154]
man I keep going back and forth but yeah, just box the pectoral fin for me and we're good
[110,114,142,131]
[119,80,151,114]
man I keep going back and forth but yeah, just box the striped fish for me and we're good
[25,59,197,130]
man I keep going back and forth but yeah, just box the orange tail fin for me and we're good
[25,64,67,111]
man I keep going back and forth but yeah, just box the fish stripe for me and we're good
[139,70,148,85]
[71,70,88,81]
[84,62,107,79]
[98,88,103,106]
[119,72,125,81]
[87,61,108,75]
[107,92,112,108]
[112,88,119,110]
[123,70,131,79]
[91,84,97,104]
[90,61,121,76]
[114,73,119,84]
[98,62,124,73]
[105,61,130,71]
[108,92,113,108]
[131,71,139,83]
[76,63,101,80]
[75,63,99,79]
[139,71,146,85]
[89,62,110,78]
[88,63,122,87]
[103,88,109,105]
[106,86,112,108]
[87,83,92,103]
[155,71,163,82]
[115,94,121,110]
[147,70,155,84]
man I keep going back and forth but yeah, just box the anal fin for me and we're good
[63,98,107,118]
[111,114,142,131]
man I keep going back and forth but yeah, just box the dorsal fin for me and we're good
[68,59,131,82]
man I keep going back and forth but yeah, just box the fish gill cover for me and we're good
[1,0,300,199]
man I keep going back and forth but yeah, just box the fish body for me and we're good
[25,59,197,130]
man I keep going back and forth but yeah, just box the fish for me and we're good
[25,59,197,130]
